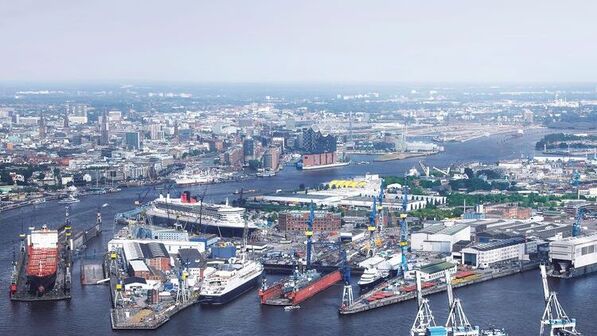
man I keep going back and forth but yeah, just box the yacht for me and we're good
[199,256,264,304]
[58,194,80,204]
[357,267,389,292]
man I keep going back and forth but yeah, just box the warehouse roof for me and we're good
[469,237,526,252]
[419,261,456,275]
[419,223,469,236]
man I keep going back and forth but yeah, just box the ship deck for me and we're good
[10,240,72,302]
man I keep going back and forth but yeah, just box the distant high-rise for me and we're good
[173,120,179,141]
[243,138,255,161]
[63,111,70,129]
[149,123,162,140]
[125,132,141,150]
[99,111,109,145]
[38,113,47,139]
[263,146,280,170]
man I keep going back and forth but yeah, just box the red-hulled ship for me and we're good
[26,225,59,296]
[258,269,342,306]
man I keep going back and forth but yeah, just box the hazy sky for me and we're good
[1,1,595,83]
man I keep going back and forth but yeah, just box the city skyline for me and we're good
[1,1,596,83]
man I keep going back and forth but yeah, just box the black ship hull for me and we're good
[199,274,261,305]
[150,215,256,237]
[358,276,385,293]
[27,272,57,296]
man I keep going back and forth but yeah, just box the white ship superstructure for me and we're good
[145,192,259,236]
[549,233,597,278]
[199,257,264,304]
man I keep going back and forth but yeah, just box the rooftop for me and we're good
[419,261,456,275]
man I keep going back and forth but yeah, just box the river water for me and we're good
[1,128,595,335]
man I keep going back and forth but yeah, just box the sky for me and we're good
[0,0,595,83]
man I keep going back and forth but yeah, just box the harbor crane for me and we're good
[367,196,378,257]
[306,201,315,269]
[399,185,409,274]
[310,238,352,308]
[539,264,581,336]
[572,207,584,237]
[445,270,480,336]
[339,241,353,308]
[571,206,597,237]
[433,166,451,177]
[570,170,580,200]
[418,161,430,177]
[377,181,385,232]
[411,270,442,336]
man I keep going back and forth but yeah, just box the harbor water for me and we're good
[1,128,596,335]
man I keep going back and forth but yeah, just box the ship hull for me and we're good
[358,276,385,293]
[148,212,257,237]
[549,262,597,279]
[27,273,57,296]
[199,274,261,305]
[260,270,342,305]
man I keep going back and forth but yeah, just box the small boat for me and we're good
[59,195,80,204]
[481,328,508,336]
[284,305,301,311]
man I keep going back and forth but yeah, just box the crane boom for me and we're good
[399,185,409,273]
[540,264,550,302]
[305,201,314,270]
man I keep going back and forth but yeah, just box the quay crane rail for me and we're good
[539,264,581,336]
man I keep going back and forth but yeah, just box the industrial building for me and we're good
[108,238,206,255]
[549,233,597,277]
[461,237,526,268]
[411,223,471,253]
[418,261,457,281]
[278,210,341,232]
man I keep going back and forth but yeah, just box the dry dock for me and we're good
[339,262,539,315]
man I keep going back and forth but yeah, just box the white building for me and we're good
[108,238,206,255]
[411,223,471,253]
[461,237,526,268]
[418,261,458,281]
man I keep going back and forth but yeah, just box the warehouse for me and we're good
[411,223,471,253]
[418,261,457,281]
[461,237,526,269]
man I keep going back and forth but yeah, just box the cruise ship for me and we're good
[357,253,400,292]
[357,267,389,292]
[548,233,597,278]
[199,256,263,304]
[145,191,260,236]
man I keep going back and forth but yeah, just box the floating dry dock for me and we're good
[339,262,539,315]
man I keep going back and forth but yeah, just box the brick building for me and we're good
[278,210,341,232]
[484,204,532,220]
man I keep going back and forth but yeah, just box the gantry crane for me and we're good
[377,181,385,231]
[411,270,442,336]
[570,170,580,200]
[572,207,584,237]
[309,237,352,308]
[445,270,480,336]
[367,196,378,257]
[399,185,410,274]
[539,264,581,336]
[305,201,315,270]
